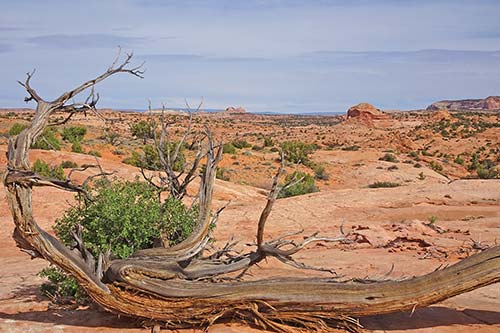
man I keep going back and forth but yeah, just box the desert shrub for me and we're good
[418,172,426,180]
[102,128,121,145]
[269,147,279,152]
[60,160,78,169]
[123,144,184,171]
[38,266,88,304]
[130,119,156,144]
[232,140,251,149]
[387,165,399,171]
[379,153,399,163]
[216,167,230,181]
[429,161,443,172]
[42,179,197,303]
[32,159,65,180]
[368,181,400,188]
[311,163,329,180]
[62,126,87,143]
[8,123,28,136]
[31,128,61,150]
[454,155,464,165]
[71,141,84,153]
[252,145,263,151]
[476,159,498,179]
[243,151,252,156]
[278,171,319,198]
[112,149,125,155]
[281,141,317,164]
[263,137,274,147]
[341,145,360,151]
[222,143,237,154]
[87,150,102,157]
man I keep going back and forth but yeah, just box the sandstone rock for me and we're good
[224,106,247,114]
[345,103,390,127]
[426,96,500,111]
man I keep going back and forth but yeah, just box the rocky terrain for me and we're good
[427,96,500,111]
[0,105,499,332]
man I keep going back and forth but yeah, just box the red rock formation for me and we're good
[224,106,247,114]
[345,103,390,126]
[426,96,500,111]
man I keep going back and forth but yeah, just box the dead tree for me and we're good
[4,53,500,333]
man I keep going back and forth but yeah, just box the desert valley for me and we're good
[1,97,499,332]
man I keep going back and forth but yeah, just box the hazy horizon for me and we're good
[1,1,500,113]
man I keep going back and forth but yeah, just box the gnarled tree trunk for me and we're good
[4,52,499,333]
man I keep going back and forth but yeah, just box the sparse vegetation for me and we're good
[278,171,319,198]
[281,141,317,164]
[368,181,400,188]
[32,159,65,180]
[8,123,28,136]
[62,126,87,143]
[31,128,61,150]
[379,153,399,163]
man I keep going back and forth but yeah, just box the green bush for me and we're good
[278,171,319,198]
[281,141,317,164]
[60,160,78,169]
[41,179,199,303]
[222,143,237,154]
[379,153,399,163]
[232,140,251,149]
[216,167,230,181]
[31,128,61,151]
[8,123,28,136]
[368,181,400,188]
[311,163,329,180]
[71,141,84,153]
[429,161,443,172]
[87,150,102,157]
[62,126,87,143]
[32,159,65,180]
[263,137,274,147]
[123,144,184,171]
[130,119,156,144]
[38,266,88,304]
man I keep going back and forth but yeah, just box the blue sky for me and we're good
[1,0,500,113]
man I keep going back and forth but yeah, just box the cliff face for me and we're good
[426,96,500,111]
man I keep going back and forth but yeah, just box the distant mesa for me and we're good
[426,96,500,111]
[346,103,390,121]
[224,106,247,114]
[431,109,452,121]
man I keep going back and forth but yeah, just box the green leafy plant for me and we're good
[71,141,84,153]
[8,123,28,136]
[31,128,61,150]
[130,119,157,144]
[60,160,78,169]
[32,159,65,180]
[280,141,317,164]
[379,153,399,163]
[278,171,319,198]
[222,143,237,154]
[62,126,87,143]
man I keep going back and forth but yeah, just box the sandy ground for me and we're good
[0,110,499,332]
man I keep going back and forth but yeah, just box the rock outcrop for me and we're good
[224,106,247,114]
[426,96,500,111]
[347,103,390,121]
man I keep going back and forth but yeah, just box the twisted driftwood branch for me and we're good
[4,52,499,332]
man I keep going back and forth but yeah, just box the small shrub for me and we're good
[368,181,400,188]
[252,145,263,151]
[216,167,230,181]
[31,128,61,151]
[429,161,443,172]
[379,153,399,163]
[38,267,88,304]
[278,171,319,198]
[70,141,83,153]
[263,137,274,147]
[428,215,438,224]
[32,159,65,180]
[102,128,121,145]
[222,143,237,154]
[454,155,464,165]
[387,165,399,171]
[87,150,102,157]
[130,119,157,144]
[342,145,360,151]
[232,140,251,149]
[62,126,87,143]
[8,123,28,136]
[60,160,78,169]
[243,151,252,157]
[311,164,329,180]
[281,141,317,164]
[418,172,426,180]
